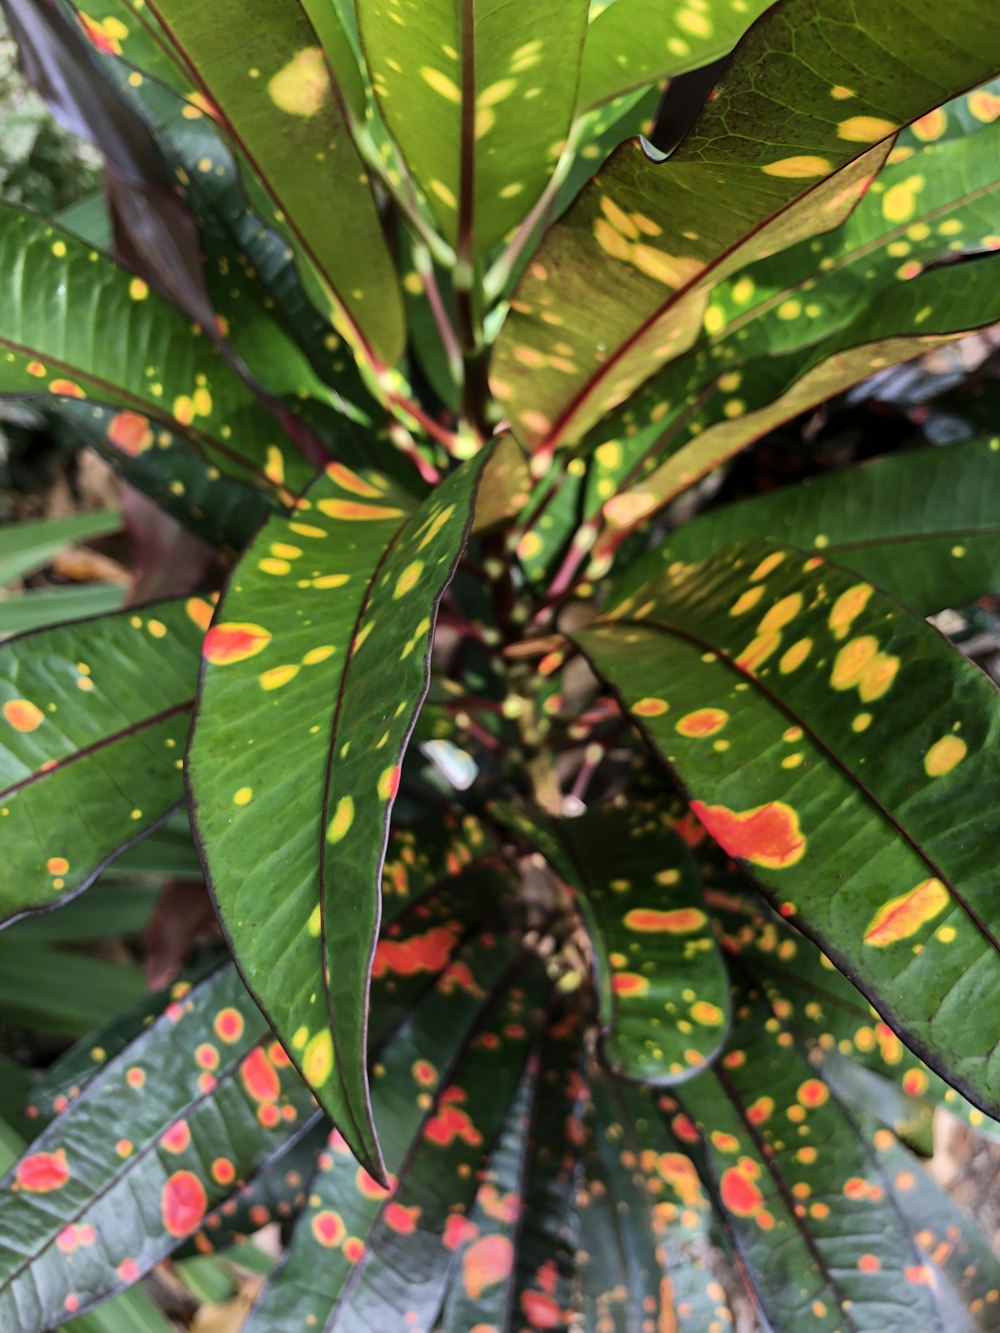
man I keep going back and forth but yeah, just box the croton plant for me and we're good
[1,0,1000,1327]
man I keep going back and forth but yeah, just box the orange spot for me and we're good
[47,857,69,875]
[317,499,404,521]
[747,1096,774,1125]
[240,1047,280,1103]
[343,1236,365,1263]
[902,1068,928,1096]
[612,972,649,996]
[49,379,86,398]
[211,1158,235,1185]
[126,1067,145,1088]
[203,623,271,665]
[384,1202,421,1234]
[195,1043,219,1071]
[16,1150,69,1193]
[623,907,706,933]
[797,1079,829,1108]
[690,800,806,869]
[26,360,46,377]
[117,1258,140,1282]
[671,1113,699,1143]
[676,708,728,738]
[911,108,946,140]
[632,697,668,717]
[3,699,44,732]
[864,879,949,947]
[162,1170,207,1236]
[312,1210,346,1247]
[214,1008,245,1044]
[719,1165,764,1217]
[462,1234,514,1299]
[858,1253,881,1272]
[161,1120,191,1154]
[186,598,214,631]
[325,463,384,497]
[355,1166,390,1199]
[906,1264,933,1285]
[520,1291,561,1328]
[372,925,459,979]
[108,411,154,457]
[411,1059,436,1087]
[444,1214,477,1250]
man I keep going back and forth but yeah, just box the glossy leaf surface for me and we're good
[189,454,489,1179]
[142,0,405,366]
[357,0,590,257]
[494,0,1000,453]
[613,435,1000,616]
[244,934,546,1330]
[495,799,730,1081]
[676,988,945,1330]
[576,539,1000,1118]
[0,595,207,923]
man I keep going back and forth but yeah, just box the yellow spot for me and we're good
[304,1029,334,1085]
[193,387,212,417]
[430,179,457,209]
[327,796,354,844]
[595,441,622,471]
[779,638,812,674]
[271,543,301,560]
[260,664,299,690]
[750,552,784,583]
[677,7,712,37]
[830,85,855,100]
[691,1000,724,1025]
[51,240,67,257]
[632,698,668,717]
[129,277,149,301]
[313,573,350,589]
[676,708,728,738]
[268,48,330,117]
[265,445,285,486]
[882,176,925,224]
[924,735,967,777]
[852,713,872,733]
[173,395,194,425]
[837,115,895,142]
[600,196,639,240]
[762,156,832,179]
[303,645,336,665]
[594,217,631,261]
[394,561,423,598]
[758,593,802,633]
[421,67,460,102]
[307,905,321,937]
[478,78,516,108]
[631,247,704,288]
[47,857,69,875]
[259,558,291,576]
[731,586,764,616]
[704,304,726,335]
[233,787,253,806]
[830,637,899,701]
[292,1026,309,1051]
[828,584,872,640]
[147,619,167,639]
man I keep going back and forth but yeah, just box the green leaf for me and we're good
[0,202,313,502]
[493,0,1000,455]
[494,798,730,1082]
[0,856,498,1327]
[675,987,947,1329]
[243,933,546,1330]
[579,1070,732,1331]
[0,584,127,638]
[143,0,405,366]
[0,941,145,1038]
[0,595,206,923]
[612,435,1000,616]
[576,0,770,112]
[189,455,489,1179]
[0,510,121,586]
[575,539,1000,1119]
[356,0,590,259]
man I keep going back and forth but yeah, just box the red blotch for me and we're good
[117,1259,140,1282]
[26,361,46,377]
[858,1254,881,1272]
[162,1170,208,1236]
[214,1008,245,1044]
[16,1150,69,1193]
[108,411,153,457]
[343,1236,365,1263]
[195,1043,219,1071]
[443,1213,477,1250]
[439,960,480,995]
[863,879,949,947]
[690,800,806,869]
[312,1209,346,1247]
[462,1234,514,1299]
[203,622,272,665]
[623,907,705,934]
[520,1291,561,1329]
[49,379,86,398]
[212,1158,236,1185]
[424,1095,482,1149]
[671,1113,699,1144]
[258,1103,280,1128]
[906,1265,933,1286]
[612,972,649,997]
[3,699,44,733]
[240,1047,280,1103]
[356,1166,392,1199]
[720,1166,764,1218]
[125,1066,145,1088]
[64,1294,80,1313]
[372,924,459,979]
[384,1202,420,1234]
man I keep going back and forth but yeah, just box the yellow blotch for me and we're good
[264,445,285,486]
[304,1030,334,1085]
[762,156,832,179]
[691,1001,724,1026]
[777,299,801,321]
[307,905,321,938]
[750,552,784,583]
[394,561,423,598]
[418,504,454,550]
[864,879,949,947]
[302,645,336,665]
[704,304,726,335]
[51,240,67,258]
[852,712,872,733]
[923,735,967,777]
[173,395,194,426]
[631,247,704,288]
[594,217,631,261]
[259,558,290,576]
[421,67,461,102]
[312,573,350,589]
[837,115,896,143]
[735,632,781,673]
[595,441,622,471]
[732,276,755,304]
[478,78,515,108]
[475,108,495,138]
[268,48,330,117]
[600,197,639,240]
[779,638,812,674]
[830,636,899,701]
[911,108,947,141]
[327,796,354,844]
[292,1026,309,1050]
[730,586,764,616]
[129,277,149,301]
[882,175,925,224]
[828,584,872,640]
[517,532,543,561]
[431,179,458,209]
[260,664,299,691]
[271,543,302,560]
[758,593,803,633]
[193,387,212,417]
[233,787,253,806]
[677,7,712,37]
[830,84,855,99]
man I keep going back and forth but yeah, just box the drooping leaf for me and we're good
[611,435,1000,616]
[494,798,730,1082]
[579,1069,733,1331]
[575,539,1000,1119]
[356,0,591,259]
[189,455,489,1179]
[0,585,127,638]
[0,510,122,587]
[675,987,946,1330]
[0,858,503,1326]
[141,0,405,366]
[0,595,208,923]
[575,0,770,112]
[493,0,1000,455]
[243,934,547,1330]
